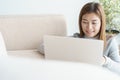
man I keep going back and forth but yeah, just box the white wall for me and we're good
[0,0,97,35]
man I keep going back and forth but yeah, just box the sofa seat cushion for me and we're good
[7,50,44,60]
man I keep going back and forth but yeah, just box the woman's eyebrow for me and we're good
[82,19,88,21]
[92,20,98,21]
[82,19,98,21]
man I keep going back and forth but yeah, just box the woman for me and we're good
[38,2,120,75]
[73,2,120,75]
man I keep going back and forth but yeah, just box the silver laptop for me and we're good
[44,35,104,65]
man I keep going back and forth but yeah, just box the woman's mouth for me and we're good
[86,30,94,34]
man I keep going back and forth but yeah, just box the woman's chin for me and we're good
[86,34,94,38]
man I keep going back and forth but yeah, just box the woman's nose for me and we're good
[88,23,93,30]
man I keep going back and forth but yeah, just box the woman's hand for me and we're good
[101,56,106,65]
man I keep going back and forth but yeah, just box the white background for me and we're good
[0,0,97,35]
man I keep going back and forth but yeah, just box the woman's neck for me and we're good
[84,35,99,40]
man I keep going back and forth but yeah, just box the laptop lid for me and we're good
[44,35,104,65]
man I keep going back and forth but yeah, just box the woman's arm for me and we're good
[103,37,120,75]
[103,56,120,75]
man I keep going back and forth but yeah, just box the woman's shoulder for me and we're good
[106,34,117,46]
[106,34,115,41]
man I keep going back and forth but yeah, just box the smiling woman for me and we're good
[37,2,120,75]
[74,2,120,75]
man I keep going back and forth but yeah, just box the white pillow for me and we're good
[0,32,7,56]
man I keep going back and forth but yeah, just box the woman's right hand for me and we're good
[101,56,106,65]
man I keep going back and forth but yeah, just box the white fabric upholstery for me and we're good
[0,32,7,56]
[0,57,120,80]
[0,15,120,79]
[0,15,67,58]
[0,15,67,51]
[8,50,44,59]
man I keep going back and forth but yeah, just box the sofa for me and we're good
[0,15,120,80]
[0,15,67,59]
[1,15,120,59]
[0,56,120,80]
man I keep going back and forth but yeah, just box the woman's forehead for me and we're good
[82,13,100,21]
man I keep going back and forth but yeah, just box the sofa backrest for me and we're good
[0,15,67,50]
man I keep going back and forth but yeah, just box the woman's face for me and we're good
[81,13,101,38]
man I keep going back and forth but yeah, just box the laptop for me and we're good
[44,35,104,65]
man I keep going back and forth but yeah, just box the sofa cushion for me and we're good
[7,50,44,59]
[0,32,7,56]
[0,15,67,51]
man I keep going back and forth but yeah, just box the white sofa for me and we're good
[0,57,120,80]
[1,15,120,59]
[0,15,67,59]
[0,15,120,80]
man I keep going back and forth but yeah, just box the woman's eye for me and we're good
[83,22,88,24]
[92,23,97,25]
